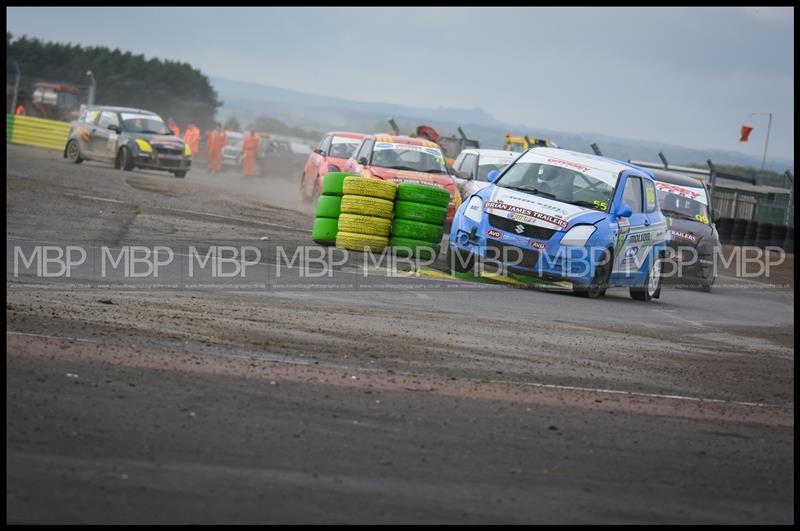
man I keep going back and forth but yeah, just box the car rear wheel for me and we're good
[116,146,134,171]
[172,170,187,178]
[630,255,662,301]
[66,139,84,164]
[575,248,612,299]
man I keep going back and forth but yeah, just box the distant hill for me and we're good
[211,76,794,174]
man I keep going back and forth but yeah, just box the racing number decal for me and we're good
[694,214,710,224]
[593,200,608,211]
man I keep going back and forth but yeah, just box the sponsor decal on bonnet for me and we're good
[485,202,569,229]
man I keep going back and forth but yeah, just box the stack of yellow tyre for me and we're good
[311,172,355,245]
[390,183,450,260]
[336,176,397,252]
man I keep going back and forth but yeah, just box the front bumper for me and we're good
[135,152,192,171]
[449,213,607,286]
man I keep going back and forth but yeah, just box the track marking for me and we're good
[652,309,708,328]
[7,330,788,410]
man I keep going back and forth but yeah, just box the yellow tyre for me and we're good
[342,176,398,201]
[340,195,394,219]
[337,213,392,237]
[335,231,389,253]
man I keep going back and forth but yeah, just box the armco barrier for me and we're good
[6,114,71,151]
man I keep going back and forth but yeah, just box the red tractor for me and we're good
[30,82,81,121]
[388,118,479,167]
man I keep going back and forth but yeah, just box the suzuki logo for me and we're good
[514,224,525,234]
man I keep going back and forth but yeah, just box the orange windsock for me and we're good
[739,125,753,142]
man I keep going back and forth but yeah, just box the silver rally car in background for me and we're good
[451,149,519,199]
[64,106,192,178]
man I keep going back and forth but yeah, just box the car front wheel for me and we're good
[66,139,84,164]
[630,254,662,301]
[117,146,134,171]
[575,248,612,299]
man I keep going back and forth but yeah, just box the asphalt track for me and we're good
[6,144,794,523]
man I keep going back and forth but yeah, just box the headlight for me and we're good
[135,139,152,153]
[561,225,596,247]
[464,195,484,223]
[184,143,192,157]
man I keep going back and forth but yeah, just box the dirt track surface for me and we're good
[6,145,795,523]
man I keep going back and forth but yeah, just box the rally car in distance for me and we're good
[64,106,191,177]
[301,131,367,201]
[650,169,720,292]
[449,147,668,301]
[221,131,245,172]
[451,148,519,199]
[342,134,462,225]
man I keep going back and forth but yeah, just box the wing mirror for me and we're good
[712,208,721,220]
[108,124,120,133]
[617,203,633,218]
[486,169,500,183]
[314,148,325,156]
[358,157,369,165]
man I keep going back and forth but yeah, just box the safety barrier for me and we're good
[6,114,71,151]
[717,217,794,253]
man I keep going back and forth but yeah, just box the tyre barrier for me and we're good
[391,218,444,243]
[321,172,354,196]
[340,194,395,220]
[770,224,787,249]
[312,172,357,245]
[342,176,397,201]
[389,183,449,260]
[337,213,391,238]
[395,182,451,208]
[729,219,748,246]
[336,177,398,253]
[335,231,389,253]
[394,200,447,226]
[755,222,772,249]
[743,220,759,247]
[389,236,438,261]
[6,114,71,151]
[315,195,342,219]
[716,217,734,243]
[783,227,794,254]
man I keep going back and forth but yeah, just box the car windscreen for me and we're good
[655,182,710,223]
[495,162,615,212]
[120,113,170,135]
[370,142,447,174]
[226,136,244,148]
[329,137,360,159]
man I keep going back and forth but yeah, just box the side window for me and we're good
[98,111,119,129]
[358,140,374,163]
[318,135,332,154]
[85,110,100,125]
[622,176,644,213]
[461,154,477,177]
[643,179,657,212]
[452,153,465,172]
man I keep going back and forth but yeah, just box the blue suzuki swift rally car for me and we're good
[448,147,668,301]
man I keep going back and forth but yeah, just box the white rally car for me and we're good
[451,149,520,199]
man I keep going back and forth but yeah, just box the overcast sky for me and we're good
[6,6,795,161]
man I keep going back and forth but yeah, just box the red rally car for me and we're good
[341,134,463,225]
[301,131,367,201]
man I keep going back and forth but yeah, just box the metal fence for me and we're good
[711,191,758,220]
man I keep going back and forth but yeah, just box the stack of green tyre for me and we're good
[336,176,397,252]
[390,183,450,261]
[311,172,355,245]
